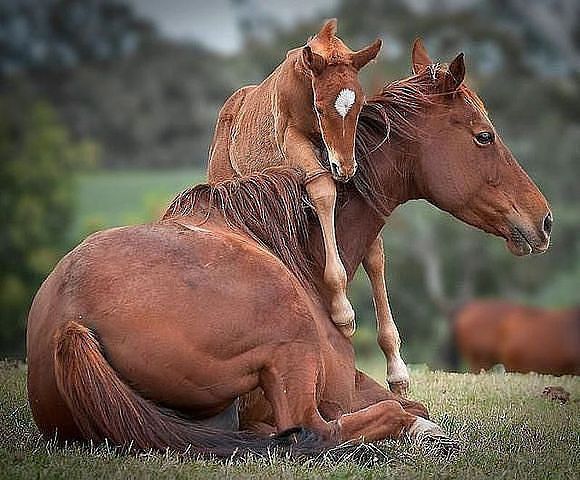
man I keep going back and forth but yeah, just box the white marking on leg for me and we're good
[387,354,409,385]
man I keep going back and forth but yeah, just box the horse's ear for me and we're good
[412,38,432,73]
[302,45,327,76]
[351,39,382,70]
[316,18,338,41]
[442,52,465,92]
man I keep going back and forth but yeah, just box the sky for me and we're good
[125,0,338,53]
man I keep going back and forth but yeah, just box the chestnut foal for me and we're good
[207,19,381,335]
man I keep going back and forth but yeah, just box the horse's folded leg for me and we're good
[334,400,416,443]
[406,416,458,454]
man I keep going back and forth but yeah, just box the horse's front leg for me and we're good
[305,172,355,336]
[362,235,410,395]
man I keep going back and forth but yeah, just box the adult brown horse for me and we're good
[209,38,554,395]
[234,42,553,433]
[208,19,382,336]
[453,300,580,375]
[26,43,550,455]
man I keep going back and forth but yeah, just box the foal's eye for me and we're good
[474,131,495,146]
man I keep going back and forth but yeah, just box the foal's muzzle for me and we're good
[330,161,357,182]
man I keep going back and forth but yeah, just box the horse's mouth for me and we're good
[506,224,549,256]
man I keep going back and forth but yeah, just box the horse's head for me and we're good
[302,19,381,182]
[411,39,552,256]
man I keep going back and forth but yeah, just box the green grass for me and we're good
[1,361,578,479]
[70,169,205,242]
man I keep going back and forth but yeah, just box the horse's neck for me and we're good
[309,142,418,279]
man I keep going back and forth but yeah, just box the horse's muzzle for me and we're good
[507,215,552,256]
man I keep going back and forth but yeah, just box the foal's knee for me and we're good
[324,261,347,292]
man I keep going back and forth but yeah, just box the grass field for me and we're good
[70,169,204,242]
[1,361,578,479]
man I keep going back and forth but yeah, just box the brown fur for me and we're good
[207,19,383,334]
[27,41,551,454]
[54,321,322,455]
[454,301,580,375]
[164,167,313,288]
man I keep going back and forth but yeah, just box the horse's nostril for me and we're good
[542,212,553,237]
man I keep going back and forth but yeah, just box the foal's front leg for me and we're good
[363,235,410,395]
[306,173,355,336]
[283,128,354,335]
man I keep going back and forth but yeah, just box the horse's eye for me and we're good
[474,131,494,146]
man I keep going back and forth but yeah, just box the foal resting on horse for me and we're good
[26,43,550,454]
[207,18,381,337]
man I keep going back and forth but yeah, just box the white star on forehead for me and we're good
[335,89,356,118]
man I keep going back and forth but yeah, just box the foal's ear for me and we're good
[302,45,327,76]
[316,18,338,41]
[351,39,382,70]
[442,53,466,92]
[411,38,432,73]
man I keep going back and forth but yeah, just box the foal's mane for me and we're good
[163,167,314,288]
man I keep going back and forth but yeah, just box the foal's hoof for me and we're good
[337,319,356,338]
[388,380,409,396]
[331,300,356,337]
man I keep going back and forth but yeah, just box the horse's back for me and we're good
[454,300,509,371]
[455,300,580,375]
[500,308,580,375]
[27,221,320,435]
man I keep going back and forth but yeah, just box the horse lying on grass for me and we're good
[26,44,550,457]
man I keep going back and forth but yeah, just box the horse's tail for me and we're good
[53,321,325,457]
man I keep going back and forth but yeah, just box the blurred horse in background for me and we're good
[452,300,580,375]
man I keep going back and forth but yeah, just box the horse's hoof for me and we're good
[337,319,356,337]
[406,417,458,455]
[388,380,409,396]
[386,356,410,395]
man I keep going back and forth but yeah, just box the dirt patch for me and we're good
[541,386,570,404]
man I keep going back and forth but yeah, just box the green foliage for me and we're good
[70,169,204,241]
[0,97,96,357]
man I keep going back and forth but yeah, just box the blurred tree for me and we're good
[0,0,153,75]
[0,95,96,357]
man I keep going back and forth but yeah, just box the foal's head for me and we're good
[301,19,381,182]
